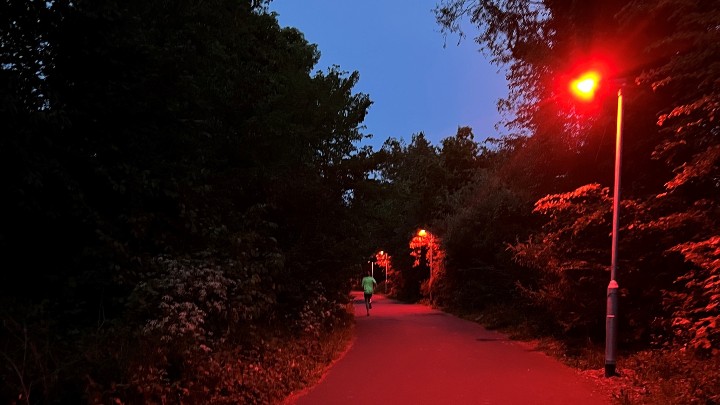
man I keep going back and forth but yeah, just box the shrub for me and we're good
[81,254,354,403]
[619,348,720,404]
[665,236,720,354]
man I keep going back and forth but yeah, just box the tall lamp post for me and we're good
[417,229,435,301]
[570,71,623,377]
[417,229,432,268]
[378,251,388,293]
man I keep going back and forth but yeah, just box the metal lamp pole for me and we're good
[605,86,624,377]
[428,236,434,302]
[570,71,624,377]
[383,252,388,294]
[417,230,432,301]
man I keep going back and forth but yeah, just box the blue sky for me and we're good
[269,0,508,151]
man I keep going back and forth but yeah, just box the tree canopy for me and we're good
[1,0,374,402]
[434,0,719,352]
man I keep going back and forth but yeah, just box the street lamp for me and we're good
[378,250,389,293]
[570,71,601,101]
[416,229,435,301]
[570,70,623,377]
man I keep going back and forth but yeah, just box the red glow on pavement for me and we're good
[293,291,610,405]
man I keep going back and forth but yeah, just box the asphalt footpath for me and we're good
[285,292,610,405]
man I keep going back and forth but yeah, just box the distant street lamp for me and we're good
[416,229,436,301]
[378,250,390,293]
[417,230,431,268]
[570,70,623,378]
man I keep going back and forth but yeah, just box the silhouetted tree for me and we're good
[1,0,373,401]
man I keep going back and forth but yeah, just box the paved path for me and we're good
[287,292,609,405]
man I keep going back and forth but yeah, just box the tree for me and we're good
[439,126,480,193]
[1,0,373,401]
[626,0,720,352]
[435,0,719,350]
[437,135,538,309]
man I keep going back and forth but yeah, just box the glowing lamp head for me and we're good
[418,229,427,237]
[570,71,600,101]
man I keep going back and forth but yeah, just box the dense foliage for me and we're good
[431,0,719,354]
[1,0,371,402]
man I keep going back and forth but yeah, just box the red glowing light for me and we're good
[570,71,600,101]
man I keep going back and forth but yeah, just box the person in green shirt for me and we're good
[361,270,377,316]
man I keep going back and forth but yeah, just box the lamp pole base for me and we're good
[605,363,616,377]
[605,280,619,378]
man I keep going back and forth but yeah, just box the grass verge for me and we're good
[445,303,720,405]
[274,312,355,404]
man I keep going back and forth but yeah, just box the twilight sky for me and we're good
[269,0,508,150]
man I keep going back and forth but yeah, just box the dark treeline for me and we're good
[1,0,379,403]
[2,0,719,403]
